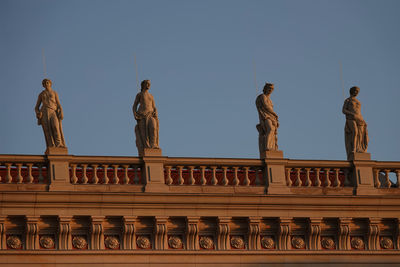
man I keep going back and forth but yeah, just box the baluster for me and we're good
[112,165,119,184]
[343,169,351,186]
[38,163,44,183]
[304,168,311,187]
[255,167,261,186]
[165,166,172,185]
[103,165,109,184]
[134,166,140,184]
[384,169,391,188]
[232,167,239,186]
[285,168,292,186]
[70,164,78,184]
[243,167,250,186]
[188,166,195,185]
[199,166,206,185]
[323,168,331,187]
[5,163,12,183]
[294,168,301,187]
[92,165,99,184]
[314,168,321,187]
[82,164,89,184]
[211,166,217,185]
[26,163,34,184]
[178,166,184,185]
[222,167,229,186]
[373,169,380,188]
[395,170,400,188]
[333,168,340,187]
[15,163,23,183]
[122,165,129,184]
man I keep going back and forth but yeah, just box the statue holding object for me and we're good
[342,86,369,160]
[132,80,160,156]
[256,82,280,156]
[35,79,67,153]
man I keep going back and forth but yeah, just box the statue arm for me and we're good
[152,95,158,118]
[55,92,64,120]
[132,94,140,120]
[34,93,42,119]
[342,99,355,117]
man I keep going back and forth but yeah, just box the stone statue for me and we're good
[342,86,369,159]
[35,79,67,150]
[132,80,160,154]
[256,82,279,153]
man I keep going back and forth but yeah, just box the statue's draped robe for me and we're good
[256,94,278,152]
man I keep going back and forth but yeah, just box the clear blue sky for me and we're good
[1,0,399,160]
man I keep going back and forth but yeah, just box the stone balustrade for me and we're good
[285,160,352,187]
[0,154,399,195]
[373,162,400,188]
[69,156,142,185]
[164,158,264,186]
[0,155,47,184]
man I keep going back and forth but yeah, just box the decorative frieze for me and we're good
[199,236,214,249]
[321,237,336,249]
[72,236,87,249]
[105,236,120,249]
[39,235,55,249]
[261,236,275,249]
[291,236,306,249]
[230,236,245,249]
[136,235,151,249]
[168,235,183,249]
[351,236,365,250]
[6,235,22,249]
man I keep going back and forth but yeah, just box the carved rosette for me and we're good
[7,236,22,249]
[168,235,183,249]
[105,236,120,250]
[136,236,151,249]
[380,237,394,249]
[321,237,335,249]
[350,237,365,250]
[261,236,275,249]
[72,236,87,249]
[230,236,245,249]
[39,235,55,249]
[291,236,306,249]
[199,236,214,250]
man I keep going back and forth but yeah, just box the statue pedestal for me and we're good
[348,152,371,161]
[139,148,162,157]
[260,150,283,159]
[45,147,68,155]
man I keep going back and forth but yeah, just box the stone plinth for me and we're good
[348,152,371,161]
[260,150,283,159]
[45,147,68,155]
[139,148,162,157]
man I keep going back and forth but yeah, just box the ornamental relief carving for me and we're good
[350,237,365,250]
[168,235,183,249]
[136,236,151,249]
[321,237,335,249]
[199,236,214,249]
[291,236,306,249]
[7,236,22,249]
[230,236,245,249]
[72,236,87,249]
[380,237,394,249]
[40,235,55,249]
[105,236,120,249]
[261,236,275,249]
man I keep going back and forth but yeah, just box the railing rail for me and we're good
[373,162,400,188]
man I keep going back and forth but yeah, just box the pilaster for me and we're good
[186,217,200,250]
[47,154,74,191]
[308,217,322,250]
[278,217,291,250]
[25,216,40,250]
[154,216,168,250]
[58,216,72,250]
[350,153,376,195]
[263,152,291,194]
[0,216,6,250]
[248,217,261,250]
[217,217,231,250]
[141,149,169,192]
[368,218,380,250]
[338,218,352,250]
[122,216,137,250]
[90,216,104,250]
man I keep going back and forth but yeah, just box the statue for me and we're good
[256,82,279,154]
[35,79,67,151]
[342,86,369,160]
[132,80,160,154]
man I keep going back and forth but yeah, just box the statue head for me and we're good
[42,79,52,88]
[263,83,274,94]
[349,86,360,97]
[140,80,151,91]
